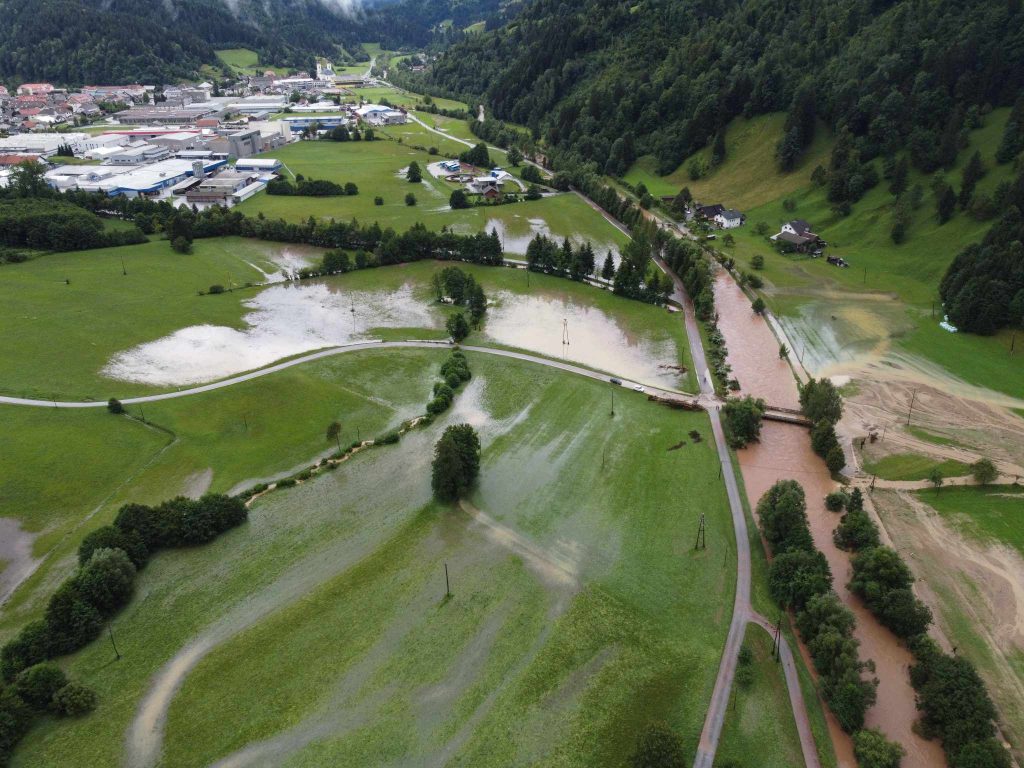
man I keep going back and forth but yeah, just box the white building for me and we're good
[0,132,89,156]
[713,209,744,229]
[355,104,406,126]
[80,133,130,153]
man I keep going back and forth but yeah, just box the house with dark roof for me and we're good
[771,219,824,252]
[695,203,725,219]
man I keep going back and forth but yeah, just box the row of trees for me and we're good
[431,265,488,327]
[426,351,472,416]
[524,234,596,282]
[800,378,846,473]
[0,197,146,253]
[758,480,880,734]
[266,176,359,197]
[825,492,1008,767]
[1,494,247,682]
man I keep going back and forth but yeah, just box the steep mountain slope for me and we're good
[419,0,1024,178]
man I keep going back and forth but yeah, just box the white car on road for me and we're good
[632,384,645,393]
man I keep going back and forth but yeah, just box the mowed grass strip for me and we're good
[10,354,734,766]
[864,452,971,481]
[716,625,805,768]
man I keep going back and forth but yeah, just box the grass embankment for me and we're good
[0,237,321,399]
[916,485,1024,555]
[215,48,289,76]
[716,625,805,768]
[627,109,1024,399]
[864,453,972,481]
[11,352,734,767]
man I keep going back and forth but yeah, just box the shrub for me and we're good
[375,430,401,445]
[344,182,358,196]
[833,510,880,551]
[972,458,998,485]
[170,236,192,254]
[51,682,97,717]
[374,196,384,205]
[0,685,32,763]
[449,189,470,209]
[76,548,136,616]
[405,192,417,206]
[14,663,67,712]
[824,491,848,512]
[207,284,225,294]
[106,398,124,414]
[0,621,49,681]
[847,729,905,768]
[43,580,102,656]
[825,444,847,473]
[78,525,148,567]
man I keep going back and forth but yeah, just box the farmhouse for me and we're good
[771,219,824,252]
[695,203,725,219]
[713,209,744,229]
[773,220,824,250]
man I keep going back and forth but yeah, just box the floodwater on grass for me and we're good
[483,290,684,388]
[473,216,621,263]
[245,244,320,283]
[102,282,440,386]
[0,518,38,605]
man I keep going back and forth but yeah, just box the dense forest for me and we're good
[0,0,508,85]
[417,0,1024,178]
[0,0,368,84]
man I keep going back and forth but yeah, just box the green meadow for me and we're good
[9,352,736,767]
[916,485,1024,556]
[864,453,972,482]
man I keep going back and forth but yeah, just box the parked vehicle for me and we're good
[633,384,645,393]
[610,377,622,385]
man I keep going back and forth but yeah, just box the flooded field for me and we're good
[103,282,439,386]
[243,245,320,283]
[101,276,684,390]
[461,216,621,264]
[483,290,685,388]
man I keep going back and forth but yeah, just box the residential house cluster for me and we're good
[693,203,745,229]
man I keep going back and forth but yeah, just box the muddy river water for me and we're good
[712,271,947,768]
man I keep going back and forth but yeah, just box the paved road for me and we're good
[0,341,686,409]
[654,248,822,768]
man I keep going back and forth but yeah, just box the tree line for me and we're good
[267,176,359,197]
[800,378,847,474]
[829,489,1009,768]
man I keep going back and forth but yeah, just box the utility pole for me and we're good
[444,562,450,597]
[109,626,121,661]
[242,413,249,431]
[610,387,615,417]
[694,512,706,550]
[906,388,917,426]
[1011,332,1016,355]
[862,266,867,285]
[562,318,570,348]
[121,254,127,276]
[773,615,782,661]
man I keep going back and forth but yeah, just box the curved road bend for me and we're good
[0,341,687,409]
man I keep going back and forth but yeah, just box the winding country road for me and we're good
[0,341,681,409]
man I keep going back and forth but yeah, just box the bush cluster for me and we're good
[800,378,846,473]
[0,663,95,765]
[1,494,247,682]
[266,177,358,197]
[757,480,877,732]
[426,352,471,416]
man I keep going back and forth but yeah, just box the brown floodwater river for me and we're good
[713,270,947,768]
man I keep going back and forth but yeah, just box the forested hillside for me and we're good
[0,0,369,84]
[419,0,1024,178]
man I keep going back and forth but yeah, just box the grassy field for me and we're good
[864,453,972,481]
[0,237,322,399]
[236,139,624,245]
[916,485,1024,556]
[624,113,834,211]
[9,352,735,767]
[716,625,805,768]
[215,48,290,76]
[354,85,468,114]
